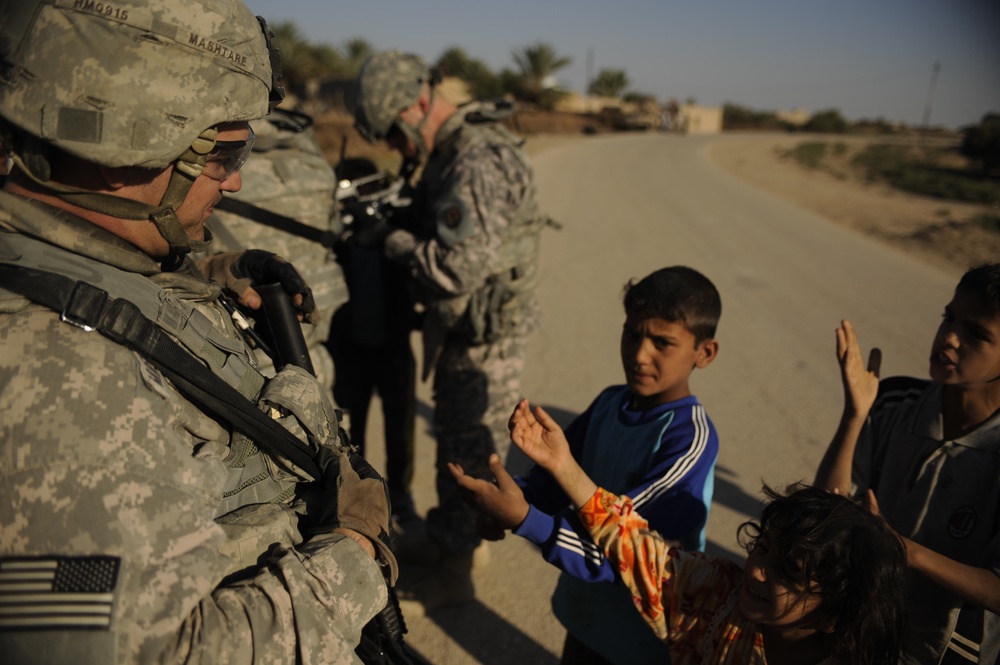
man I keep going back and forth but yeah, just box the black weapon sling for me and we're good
[0,263,323,480]
[0,263,435,665]
[215,197,338,249]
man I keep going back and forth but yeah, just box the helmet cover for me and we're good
[0,0,277,168]
[350,50,431,143]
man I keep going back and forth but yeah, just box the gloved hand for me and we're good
[306,444,398,584]
[198,250,316,323]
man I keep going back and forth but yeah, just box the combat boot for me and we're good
[395,549,475,616]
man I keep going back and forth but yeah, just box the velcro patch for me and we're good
[435,196,472,247]
[137,354,171,400]
[0,556,120,630]
[443,206,463,229]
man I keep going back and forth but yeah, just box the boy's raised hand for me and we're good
[836,319,882,418]
[447,454,530,533]
[507,399,573,475]
[815,320,883,493]
[508,399,598,508]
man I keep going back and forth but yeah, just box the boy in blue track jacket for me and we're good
[458,266,721,665]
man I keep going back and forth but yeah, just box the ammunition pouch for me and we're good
[465,259,539,345]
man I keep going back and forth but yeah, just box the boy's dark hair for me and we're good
[622,266,721,345]
[737,483,906,665]
[957,262,1000,317]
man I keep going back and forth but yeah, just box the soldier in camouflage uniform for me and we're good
[203,107,348,390]
[0,1,394,663]
[351,50,544,612]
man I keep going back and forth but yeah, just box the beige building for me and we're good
[776,107,812,127]
[679,104,724,134]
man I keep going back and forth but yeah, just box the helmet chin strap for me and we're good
[396,84,436,162]
[151,127,218,265]
[9,127,219,266]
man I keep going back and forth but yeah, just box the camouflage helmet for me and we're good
[0,0,283,260]
[351,50,433,144]
[0,0,280,169]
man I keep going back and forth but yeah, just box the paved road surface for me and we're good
[360,132,956,664]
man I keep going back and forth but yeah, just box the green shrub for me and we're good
[804,109,848,134]
[852,144,1000,205]
[788,142,829,169]
[972,212,1000,234]
[961,113,1000,173]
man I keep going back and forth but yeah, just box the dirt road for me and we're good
[361,132,958,664]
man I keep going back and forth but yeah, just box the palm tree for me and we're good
[588,68,630,99]
[510,42,572,109]
[436,46,474,78]
[270,22,352,85]
[343,38,374,76]
[270,22,315,88]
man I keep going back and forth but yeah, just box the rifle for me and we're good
[244,284,431,665]
[334,142,418,245]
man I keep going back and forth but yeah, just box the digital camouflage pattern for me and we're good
[1,0,389,660]
[430,334,529,552]
[350,50,430,143]
[204,110,347,390]
[382,102,543,554]
[0,0,273,168]
[0,190,389,664]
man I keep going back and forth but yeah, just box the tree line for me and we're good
[271,22,999,150]
[270,24,654,110]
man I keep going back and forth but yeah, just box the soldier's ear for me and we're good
[98,165,134,191]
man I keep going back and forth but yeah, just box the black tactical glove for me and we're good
[232,250,316,319]
[199,250,317,323]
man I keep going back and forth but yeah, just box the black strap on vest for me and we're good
[215,197,338,248]
[0,264,322,479]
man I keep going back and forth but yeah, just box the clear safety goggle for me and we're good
[203,127,255,182]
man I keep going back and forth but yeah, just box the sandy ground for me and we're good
[702,134,999,278]
[526,131,999,279]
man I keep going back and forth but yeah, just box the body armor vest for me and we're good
[0,209,304,517]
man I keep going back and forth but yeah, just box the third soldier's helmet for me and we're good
[350,50,434,144]
[0,0,284,257]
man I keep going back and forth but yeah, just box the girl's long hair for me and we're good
[738,483,907,665]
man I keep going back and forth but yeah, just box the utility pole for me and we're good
[585,47,594,113]
[921,60,940,131]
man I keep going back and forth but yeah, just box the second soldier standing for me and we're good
[350,50,544,612]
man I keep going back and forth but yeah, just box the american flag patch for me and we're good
[0,556,119,630]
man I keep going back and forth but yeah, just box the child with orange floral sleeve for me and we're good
[451,401,907,665]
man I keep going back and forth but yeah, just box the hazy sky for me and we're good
[246,0,1000,129]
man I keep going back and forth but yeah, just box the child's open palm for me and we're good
[837,320,882,418]
[508,399,572,474]
[447,454,529,533]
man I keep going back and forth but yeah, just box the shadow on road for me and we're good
[421,599,559,665]
[712,464,764,518]
[705,464,764,562]
[416,398,434,434]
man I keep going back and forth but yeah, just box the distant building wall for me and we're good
[681,105,723,135]
[438,77,472,104]
[776,107,812,127]
[556,93,625,114]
